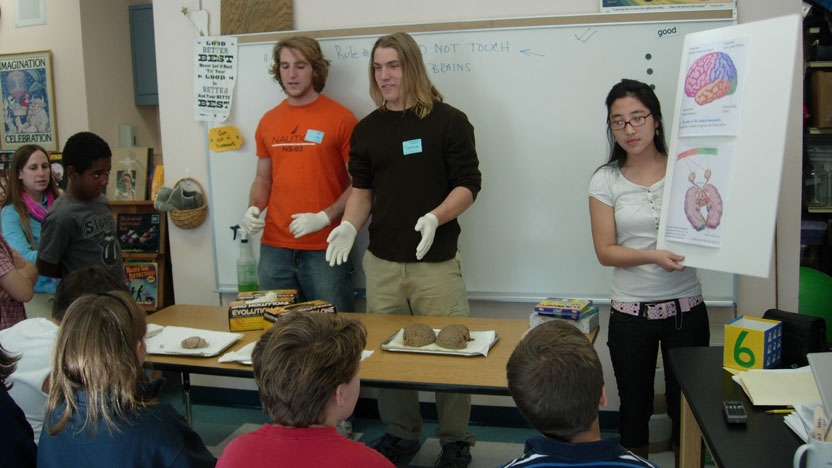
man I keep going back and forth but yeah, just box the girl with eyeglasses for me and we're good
[587,79,710,463]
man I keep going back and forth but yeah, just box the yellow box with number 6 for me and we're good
[723,316,783,370]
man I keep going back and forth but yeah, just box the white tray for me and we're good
[145,326,243,357]
[381,328,499,357]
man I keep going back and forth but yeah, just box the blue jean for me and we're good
[258,244,354,313]
[607,303,710,449]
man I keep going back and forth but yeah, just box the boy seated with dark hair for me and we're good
[217,312,393,468]
[501,321,659,468]
[37,131,123,279]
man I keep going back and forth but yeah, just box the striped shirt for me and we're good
[499,435,659,468]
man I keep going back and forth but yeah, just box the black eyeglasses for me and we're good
[609,113,652,131]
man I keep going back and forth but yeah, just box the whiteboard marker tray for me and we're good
[146,326,243,357]
[381,329,499,357]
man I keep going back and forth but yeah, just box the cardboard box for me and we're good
[810,71,832,128]
[228,290,298,332]
[263,300,337,329]
[723,316,782,370]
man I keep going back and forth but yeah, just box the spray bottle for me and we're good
[230,225,259,293]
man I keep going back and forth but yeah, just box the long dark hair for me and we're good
[601,79,667,169]
[2,144,62,249]
[1,344,20,391]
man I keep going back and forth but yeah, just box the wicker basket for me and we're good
[169,178,208,230]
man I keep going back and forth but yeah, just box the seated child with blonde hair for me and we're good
[37,290,216,467]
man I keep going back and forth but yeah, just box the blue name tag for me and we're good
[305,129,324,144]
[402,139,423,155]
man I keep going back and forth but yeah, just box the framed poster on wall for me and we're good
[108,147,151,201]
[0,50,58,152]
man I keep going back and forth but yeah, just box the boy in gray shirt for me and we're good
[37,132,123,280]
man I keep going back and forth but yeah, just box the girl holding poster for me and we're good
[587,79,710,461]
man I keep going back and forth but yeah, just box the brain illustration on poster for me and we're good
[679,147,724,232]
[684,51,738,105]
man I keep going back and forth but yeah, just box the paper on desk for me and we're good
[732,367,821,406]
[218,343,375,366]
[145,326,242,357]
[784,402,823,443]
[145,323,164,339]
[218,342,256,365]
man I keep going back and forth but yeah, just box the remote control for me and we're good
[723,400,748,424]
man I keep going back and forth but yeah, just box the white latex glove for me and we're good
[242,206,265,235]
[289,211,330,238]
[326,221,357,266]
[414,213,438,260]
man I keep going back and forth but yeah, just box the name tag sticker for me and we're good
[402,139,423,156]
[305,129,324,144]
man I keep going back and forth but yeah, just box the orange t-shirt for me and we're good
[254,94,357,250]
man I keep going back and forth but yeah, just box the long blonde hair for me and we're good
[46,291,149,436]
[369,32,443,118]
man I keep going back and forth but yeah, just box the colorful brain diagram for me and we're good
[684,52,737,106]
[678,147,723,232]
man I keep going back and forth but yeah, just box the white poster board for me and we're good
[657,14,800,278]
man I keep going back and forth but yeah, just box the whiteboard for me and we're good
[206,12,737,303]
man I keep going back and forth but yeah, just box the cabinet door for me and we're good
[129,4,158,106]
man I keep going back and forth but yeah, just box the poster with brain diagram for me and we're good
[678,38,749,136]
[657,14,799,278]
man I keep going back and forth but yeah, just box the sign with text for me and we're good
[194,36,238,122]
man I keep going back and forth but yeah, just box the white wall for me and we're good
[0,0,161,152]
[0,0,88,144]
[153,0,802,412]
[80,0,161,152]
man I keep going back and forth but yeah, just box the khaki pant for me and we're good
[363,250,475,445]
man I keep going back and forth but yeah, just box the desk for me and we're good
[147,305,599,423]
[668,346,802,468]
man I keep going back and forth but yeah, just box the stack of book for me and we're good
[530,298,599,333]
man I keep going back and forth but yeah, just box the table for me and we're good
[147,305,599,423]
[667,346,803,468]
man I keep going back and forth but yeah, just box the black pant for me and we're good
[607,303,710,448]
